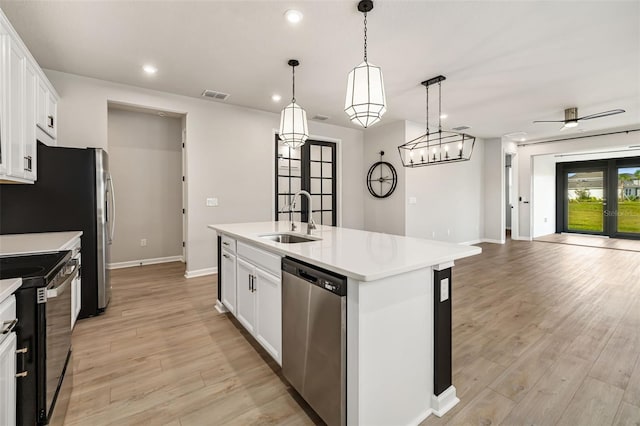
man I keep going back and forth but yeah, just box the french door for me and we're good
[556,157,640,239]
[275,137,337,226]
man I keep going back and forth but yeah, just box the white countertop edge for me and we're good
[0,278,22,303]
[0,231,83,256]
[208,223,482,282]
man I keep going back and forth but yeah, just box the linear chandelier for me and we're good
[398,75,475,167]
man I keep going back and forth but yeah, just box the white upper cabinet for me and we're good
[0,8,58,184]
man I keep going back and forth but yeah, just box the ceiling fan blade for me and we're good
[578,109,626,121]
[533,120,566,124]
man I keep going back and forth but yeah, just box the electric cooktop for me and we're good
[0,251,71,288]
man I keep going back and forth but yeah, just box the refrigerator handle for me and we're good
[107,173,116,244]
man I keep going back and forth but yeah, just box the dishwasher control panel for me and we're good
[282,257,347,297]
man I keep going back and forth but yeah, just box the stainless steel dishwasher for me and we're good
[282,257,347,426]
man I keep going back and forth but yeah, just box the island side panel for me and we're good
[217,236,222,301]
[433,267,452,395]
[347,267,434,426]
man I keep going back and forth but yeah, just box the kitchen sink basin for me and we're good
[260,233,321,244]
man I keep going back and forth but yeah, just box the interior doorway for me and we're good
[505,154,513,239]
[106,102,187,268]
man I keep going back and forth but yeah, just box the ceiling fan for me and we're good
[533,107,625,130]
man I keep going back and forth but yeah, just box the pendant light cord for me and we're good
[363,12,368,62]
[291,65,296,103]
[425,84,429,135]
[438,82,442,133]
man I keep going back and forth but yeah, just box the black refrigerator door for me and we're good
[0,142,100,317]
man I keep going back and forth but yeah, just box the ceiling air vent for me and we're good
[312,114,330,121]
[452,125,471,131]
[201,89,230,101]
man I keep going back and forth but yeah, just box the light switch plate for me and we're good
[440,278,449,302]
[206,197,218,207]
[408,197,417,205]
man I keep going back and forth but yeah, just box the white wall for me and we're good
[107,108,183,264]
[531,154,556,237]
[517,128,640,239]
[404,121,485,244]
[46,70,364,275]
[483,138,504,243]
[362,120,406,235]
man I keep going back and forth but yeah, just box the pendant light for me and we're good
[279,59,309,148]
[344,0,386,128]
[398,75,476,167]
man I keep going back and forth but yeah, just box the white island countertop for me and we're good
[0,231,83,256]
[0,278,22,302]
[208,222,481,281]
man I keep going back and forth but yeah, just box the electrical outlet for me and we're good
[431,231,436,238]
[140,238,147,247]
[544,217,548,223]
[408,197,417,205]
[206,197,218,207]
[447,229,451,236]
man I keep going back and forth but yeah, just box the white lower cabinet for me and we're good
[0,331,17,425]
[255,268,282,363]
[220,235,282,365]
[236,257,257,335]
[220,249,237,314]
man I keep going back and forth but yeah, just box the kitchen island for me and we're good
[208,221,481,426]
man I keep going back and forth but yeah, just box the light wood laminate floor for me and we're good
[65,241,640,425]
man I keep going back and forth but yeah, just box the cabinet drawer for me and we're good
[237,242,281,277]
[220,235,236,253]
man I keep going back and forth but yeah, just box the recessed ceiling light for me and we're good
[440,113,448,119]
[284,9,303,24]
[272,94,282,102]
[143,64,158,75]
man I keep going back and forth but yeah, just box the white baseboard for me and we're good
[431,386,460,417]
[215,300,228,314]
[184,267,217,279]
[108,255,184,270]
[460,239,482,246]
[482,238,506,244]
[511,236,533,241]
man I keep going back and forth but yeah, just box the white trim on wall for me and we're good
[184,267,218,279]
[108,255,184,269]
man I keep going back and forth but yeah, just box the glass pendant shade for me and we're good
[279,101,308,149]
[345,61,386,128]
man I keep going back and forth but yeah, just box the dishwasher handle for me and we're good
[298,269,318,283]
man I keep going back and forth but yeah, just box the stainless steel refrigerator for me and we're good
[0,142,114,317]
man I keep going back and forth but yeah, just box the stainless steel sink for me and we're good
[260,233,320,244]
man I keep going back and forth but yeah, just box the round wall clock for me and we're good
[367,151,398,199]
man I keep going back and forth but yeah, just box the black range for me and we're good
[0,251,76,426]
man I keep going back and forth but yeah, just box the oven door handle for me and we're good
[46,267,78,299]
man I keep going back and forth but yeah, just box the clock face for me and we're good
[367,161,398,198]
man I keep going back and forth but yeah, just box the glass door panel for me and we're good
[617,166,640,235]
[566,170,605,233]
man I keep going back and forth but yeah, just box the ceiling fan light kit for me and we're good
[398,75,476,167]
[533,107,625,130]
[278,59,309,149]
[344,0,387,128]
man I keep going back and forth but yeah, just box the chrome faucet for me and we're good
[287,190,317,235]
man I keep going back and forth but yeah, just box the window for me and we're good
[275,137,337,226]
